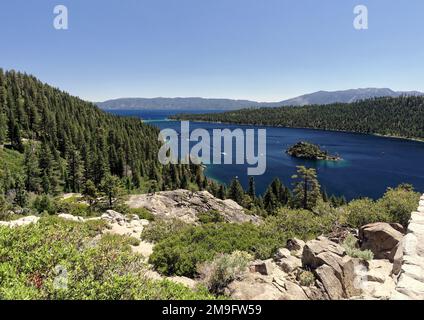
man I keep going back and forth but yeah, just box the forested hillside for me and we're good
[173,97,424,140]
[0,69,202,196]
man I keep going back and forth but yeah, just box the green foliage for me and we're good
[298,271,315,287]
[141,219,190,243]
[174,96,424,140]
[344,185,419,228]
[342,234,374,261]
[228,178,245,205]
[292,166,321,210]
[0,69,204,198]
[0,217,214,300]
[344,198,385,228]
[198,210,225,224]
[127,207,155,221]
[149,222,286,277]
[55,198,92,217]
[32,194,56,215]
[377,185,420,227]
[265,207,336,241]
[197,251,252,294]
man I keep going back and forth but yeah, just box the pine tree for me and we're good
[14,176,28,207]
[82,179,98,207]
[66,146,84,192]
[23,143,40,192]
[292,166,321,210]
[248,176,256,199]
[228,178,244,205]
[100,174,123,208]
[263,186,278,214]
[217,185,226,200]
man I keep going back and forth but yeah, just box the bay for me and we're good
[108,109,424,200]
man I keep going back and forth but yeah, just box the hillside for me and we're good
[0,69,202,195]
[97,88,424,111]
[173,96,424,140]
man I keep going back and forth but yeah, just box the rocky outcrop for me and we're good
[126,190,260,224]
[0,215,39,228]
[228,260,310,300]
[392,194,424,300]
[59,210,154,258]
[359,223,403,261]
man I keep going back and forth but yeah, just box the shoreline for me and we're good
[171,118,424,143]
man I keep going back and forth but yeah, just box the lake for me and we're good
[108,109,424,200]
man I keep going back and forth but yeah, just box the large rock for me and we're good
[302,237,346,278]
[392,195,424,300]
[359,222,403,261]
[227,272,308,300]
[286,238,305,258]
[0,216,40,228]
[274,248,302,273]
[315,265,345,300]
[126,190,260,224]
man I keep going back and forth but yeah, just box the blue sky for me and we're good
[1,0,423,102]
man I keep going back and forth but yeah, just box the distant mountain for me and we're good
[97,88,424,110]
[278,88,424,106]
[96,97,262,110]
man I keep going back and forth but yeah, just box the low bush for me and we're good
[0,217,214,300]
[345,198,388,228]
[197,251,252,294]
[342,234,374,261]
[298,270,315,287]
[267,207,337,241]
[198,210,225,224]
[127,207,155,221]
[149,222,286,277]
[141,219,190,243]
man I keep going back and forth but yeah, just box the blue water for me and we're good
[109,109,424,200]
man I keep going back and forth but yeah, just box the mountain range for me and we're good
[96,88,424,111]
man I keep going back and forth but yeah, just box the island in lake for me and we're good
[286,141,341,161]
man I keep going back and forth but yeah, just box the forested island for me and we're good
[172,96,424,140]
[286,141,341,161]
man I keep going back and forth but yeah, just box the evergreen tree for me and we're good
[217,185,226,200]
[228,178,244,205]
[292,166,321,210]
[83,179,98,207]
[263,186,278,214]
[66,146,84,192]
[100,174,123,208]
[248,176,256,199]
[23,143,40,192]
[14,176,28,207]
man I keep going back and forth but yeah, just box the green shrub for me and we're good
[0,217,215,300]
[0,195,11,220]
[267,207,336,241]
[127,207,155,221]
[197,251,252,294]
[342,234,374,261]
[141,219,190,243]
[345,198,388,228]
[377,185,420,227]
[298,270,315,287]
[149,222,285,277]
[198,210,225,224]
[32,194,56,215]
[55,199,92,217]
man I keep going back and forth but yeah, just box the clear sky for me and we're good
[1,0,423,102]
